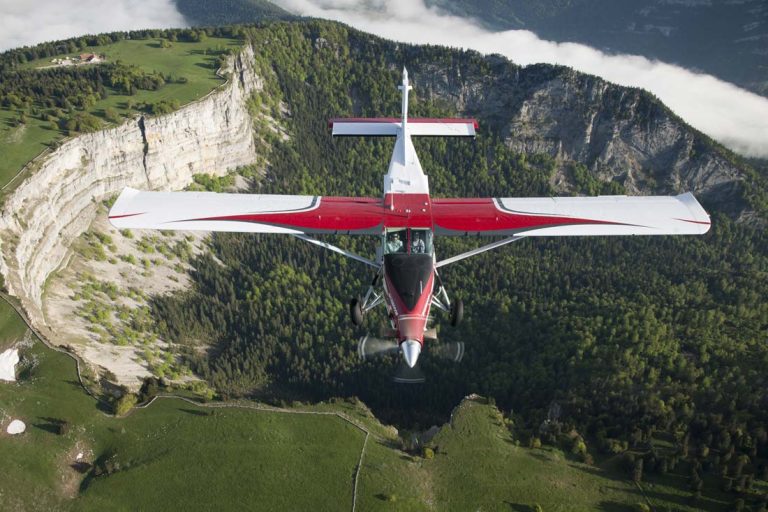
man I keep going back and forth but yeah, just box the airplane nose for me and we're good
[401,340,421,368]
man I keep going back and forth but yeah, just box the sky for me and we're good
[0,0,185,51]
[1,0,766,158]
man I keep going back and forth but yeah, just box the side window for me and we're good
[410,229,432,254]
[385,230,405,254]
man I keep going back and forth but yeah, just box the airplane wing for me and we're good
[108,187,384,235]
[431,193,710,236]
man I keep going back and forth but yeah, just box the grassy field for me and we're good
[2,329,764,511]
[0,299,28,350]
[0,337,372,511]
[0,36,242,189]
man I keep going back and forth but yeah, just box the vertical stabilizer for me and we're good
[398,68,412,130]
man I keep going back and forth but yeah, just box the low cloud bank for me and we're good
[275,0,768,158]
[0,0,186,52]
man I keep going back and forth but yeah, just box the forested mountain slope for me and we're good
[174,0,291,26]
[429,0,768,97]
[151,20,768,468]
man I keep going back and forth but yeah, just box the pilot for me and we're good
[387,232,404,253]
[411,232,426,253]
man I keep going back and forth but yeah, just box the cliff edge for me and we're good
[0,44,261,330]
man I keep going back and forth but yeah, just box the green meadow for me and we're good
[0,299,27,350]
[0,36,242,189]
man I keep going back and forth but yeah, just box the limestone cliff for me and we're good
[0,44,261,327]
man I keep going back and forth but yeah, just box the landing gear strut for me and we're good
[450,299,464,327]
[349,268,385,326]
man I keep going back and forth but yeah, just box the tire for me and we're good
[350,297,364,326]
[450,299,463,327]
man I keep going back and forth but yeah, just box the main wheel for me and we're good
[450,299,464,327]
[350,297,364,326]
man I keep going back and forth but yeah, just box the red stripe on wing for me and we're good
[109,212,145,220]
[181,197,386,232]
[432,198,624,233]
[675,218,711,225]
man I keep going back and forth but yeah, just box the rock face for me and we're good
[417,61,747,213]
[0,44,261,326]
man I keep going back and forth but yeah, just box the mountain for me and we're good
[174,0,292,26]
[428,0,768,97]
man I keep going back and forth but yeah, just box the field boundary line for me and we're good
[138,394,373,511]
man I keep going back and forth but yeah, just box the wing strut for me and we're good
[291,234,378,268]
[436,236,524,268]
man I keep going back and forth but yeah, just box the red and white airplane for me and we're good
[109,69,710,378]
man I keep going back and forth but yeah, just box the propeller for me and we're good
[357,334,465,384]
[357,335,398,360]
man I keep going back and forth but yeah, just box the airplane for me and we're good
[109,68,711,381]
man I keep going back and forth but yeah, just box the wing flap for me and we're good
[432,193,710,236]
[109,188,384,235]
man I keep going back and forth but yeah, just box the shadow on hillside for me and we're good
[503,503,537,511]
[574,464,628,484]
[178,408,211,417]
[34,416,68,434]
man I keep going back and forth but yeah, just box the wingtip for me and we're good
[676,192,711,234]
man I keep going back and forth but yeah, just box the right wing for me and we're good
[432,193,710,237]
[108,188,385,235]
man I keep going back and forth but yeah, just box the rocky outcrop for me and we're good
[418,61,748,214]
[0,44,261,326]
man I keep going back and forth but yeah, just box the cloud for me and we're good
[274,0,768,158]
[0,0,187,52]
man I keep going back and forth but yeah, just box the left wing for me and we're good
[108,188,384,235]
[432,193,710,237]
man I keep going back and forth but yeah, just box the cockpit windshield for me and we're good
[384,228,433,255]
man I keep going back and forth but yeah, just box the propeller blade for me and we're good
[392,360,425,384]
[358,335,398,360]
[431,341,465,363]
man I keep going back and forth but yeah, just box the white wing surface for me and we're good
[108,187,384,235]
[432,193,711,236]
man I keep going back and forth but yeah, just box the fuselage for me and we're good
[379,69,437,367]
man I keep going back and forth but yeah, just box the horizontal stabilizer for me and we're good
[330,118,477,137]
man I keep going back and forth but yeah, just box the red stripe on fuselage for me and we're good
[384,269,434,344]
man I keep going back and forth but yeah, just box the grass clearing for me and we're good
[0,339,368,511]
[0,36,242,189]
[0,298,28,349]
